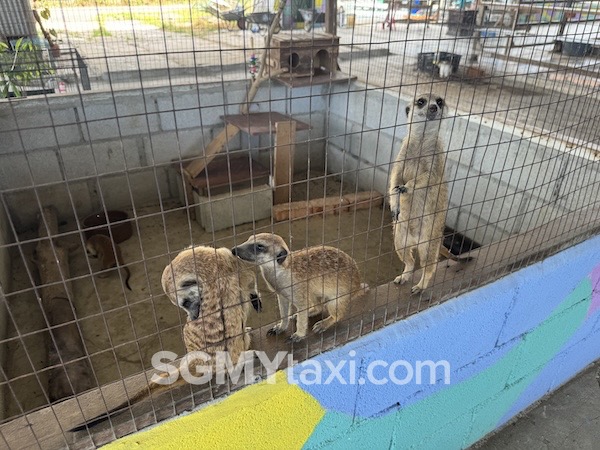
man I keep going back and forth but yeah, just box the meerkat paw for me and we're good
[411,284,423,294]
[312,318,334,334]
[287,332,305,343]
[389,186,407,221]
[394,274,410,285]
[267,323,286,336]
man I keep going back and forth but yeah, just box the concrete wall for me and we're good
[0,80,327,231]
[104,233,600,450]
[4,79,596,245]
[325,83,600,245]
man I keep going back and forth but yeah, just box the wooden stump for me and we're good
[33,207,95,401]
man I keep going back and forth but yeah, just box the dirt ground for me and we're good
[3,175,402,419]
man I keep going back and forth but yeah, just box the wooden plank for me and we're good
[274,73,356,88]
[273,121,296,205]
[273,200,315,221]
[0,366,154,448]
[181,169,197,221]
[343,191,384,211]
[187,153,270,193]
[222,113,310,135]
[184,124,240,179]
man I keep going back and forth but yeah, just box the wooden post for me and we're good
[273,121,296,205]
[326,0,337,35]
[506,0,521,55]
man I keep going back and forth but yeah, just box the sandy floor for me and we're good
[3,175,402,419]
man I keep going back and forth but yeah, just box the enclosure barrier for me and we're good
[0,0,599,448]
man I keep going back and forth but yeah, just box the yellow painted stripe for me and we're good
[104,372,325,450]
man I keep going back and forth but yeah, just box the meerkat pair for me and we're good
[388,92,470,294]
[232,233,368,342]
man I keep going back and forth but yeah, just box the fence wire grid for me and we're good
[1,0,600,447]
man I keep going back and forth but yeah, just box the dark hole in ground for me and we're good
[444,226,481,256]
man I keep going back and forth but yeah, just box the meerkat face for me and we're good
[85,236,101,258]
[85,243,98,258]
[177,277,203,321]
[161,262,204,321]
[405,93,446,122]
[231,233,289,267]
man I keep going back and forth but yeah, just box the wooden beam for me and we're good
[273,121,296,205]
[183,124,240,179]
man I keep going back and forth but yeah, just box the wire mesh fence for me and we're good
[0,0,600,447]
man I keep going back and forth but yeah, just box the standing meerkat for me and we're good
[70,245,259,431]
[232,233,368,342]
[85,234,131,290]
[388,92,450,293]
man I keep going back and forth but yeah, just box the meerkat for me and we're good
[161,245,258,361]
[232,233,368,342]
[388,93,468,294]
[70,245,259,431]
[85,234,131,291]
[437,60,453,79]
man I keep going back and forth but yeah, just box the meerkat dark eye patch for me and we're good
[416,98,426,107]
[276,249,288,265]
[254,243,266,253]
[181,299,192,309]
[180,279,197,288]
[436,98,444,107]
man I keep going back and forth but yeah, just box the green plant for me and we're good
[0,38,55,98]
[33,0,59,52]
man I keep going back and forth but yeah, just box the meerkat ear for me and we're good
[276,249,288,265]
[405,105,410,116]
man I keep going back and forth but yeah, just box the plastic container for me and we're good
[562,41,592,57]
[417,52,462,76]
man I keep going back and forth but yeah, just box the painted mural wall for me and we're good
[106,235,600,449]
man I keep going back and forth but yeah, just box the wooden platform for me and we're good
[274,72,356,88]
[221,112,310,135]
[186,153,270,196]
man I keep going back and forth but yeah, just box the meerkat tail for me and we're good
[123,266,132,291]
[69,372,186,432]
[439,246,473,263]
